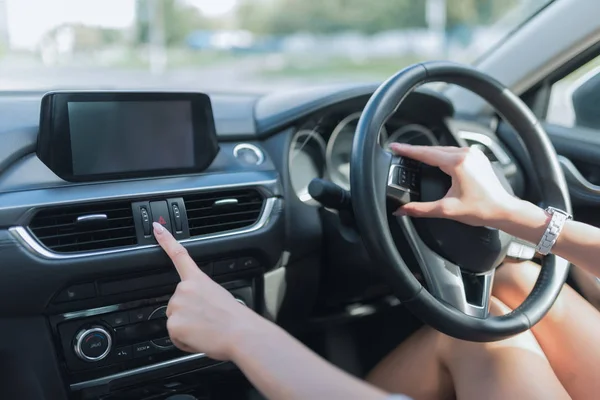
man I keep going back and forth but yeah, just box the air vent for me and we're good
[29,201,136,253]
[464,139,499,162]
[183,189,264,237]
[458,131,512,165]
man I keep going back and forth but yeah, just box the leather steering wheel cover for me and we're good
[352,61,571,341]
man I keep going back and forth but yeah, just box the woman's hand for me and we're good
[390,143,518,227]
[153,222,262,360]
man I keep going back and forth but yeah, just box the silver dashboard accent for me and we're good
[398,216,493,318]
[233,143,265,165]
[559,155,600,193]
[73,327,112,362]
[70,353,210,390]
[235,298,247,306]
[213,198,239,207]
[76,214,108,223]
[10,197,277,260]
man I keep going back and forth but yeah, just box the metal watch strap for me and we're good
[535,207,572,255]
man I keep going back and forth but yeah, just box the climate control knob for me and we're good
[73,326,112,362]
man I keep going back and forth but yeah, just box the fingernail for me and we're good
[393,209,407,217]
[153,222,164,234]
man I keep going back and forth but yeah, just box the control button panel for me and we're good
[133,341,156,358]
[56,287,255,373]
[213,257,260,276]
[129,307,154,323]
[74,326,112,362]
[132,198,190,244]
[54,283,96,303]
[103,311,129,327]
[113,345,132,361]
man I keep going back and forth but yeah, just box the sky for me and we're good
[4,0,240,49]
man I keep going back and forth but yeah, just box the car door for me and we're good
[509,48,600,307]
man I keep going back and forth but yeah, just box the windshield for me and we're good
[0,0,554,92]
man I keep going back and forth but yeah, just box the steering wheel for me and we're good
[351,61,571,342]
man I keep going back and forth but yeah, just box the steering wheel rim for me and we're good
[351,61,571,342]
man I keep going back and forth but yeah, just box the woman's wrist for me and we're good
[492,198,549,243]
[227,311,277,363]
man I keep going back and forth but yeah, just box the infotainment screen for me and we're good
[37,92,219,182]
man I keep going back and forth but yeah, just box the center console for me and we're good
[0,91,286,400]
[50,270,259,399]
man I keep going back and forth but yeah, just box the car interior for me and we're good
[1,1,600,399]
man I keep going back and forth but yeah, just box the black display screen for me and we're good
[68,101,195,176]
[37,92,219,182]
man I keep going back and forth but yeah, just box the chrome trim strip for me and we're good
[457,131,512,165]
[10,197,277,260]
[63,304,121,320]
[559,155,600,193]
[76,214,108,223]
[213,198,239,206]
[0,177,278,213]
[233,143,265,165]
[69,353,209,391]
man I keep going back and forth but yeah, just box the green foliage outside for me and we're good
[237,0,520,35]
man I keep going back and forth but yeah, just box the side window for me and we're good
[547,55,600,130]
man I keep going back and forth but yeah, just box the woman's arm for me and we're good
[391,143,600,278]
[152,222,392,400]
[231,315,390,400]
[495,199,600,277]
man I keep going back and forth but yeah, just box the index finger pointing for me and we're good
[153,222,200,280]
[389,143,459,167]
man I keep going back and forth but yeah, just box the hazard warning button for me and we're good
[150,201,173,234]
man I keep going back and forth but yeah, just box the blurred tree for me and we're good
[446,0,519,29]
[238,0,521,35]
[238,0,427,35]
[136,0,211,46]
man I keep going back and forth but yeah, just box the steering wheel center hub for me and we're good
[413,164,511,274]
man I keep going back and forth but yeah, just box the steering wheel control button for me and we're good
[129,307,154,323]
[103,311,130,328]
[54,283,96,303]
[150,201,173,234]
[114,345,133,361]
[133,341,157,358]
[152,337,174,349]
[74,327,112,362]
[387,155,422,206]
[398,156,421,169]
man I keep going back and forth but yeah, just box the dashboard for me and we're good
[290,105,453,199]
[0,84,523,400]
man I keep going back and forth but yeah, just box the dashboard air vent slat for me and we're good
[183,189,264,237]
[29,201,136,253]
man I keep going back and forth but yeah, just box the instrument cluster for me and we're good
[289,109,441,202]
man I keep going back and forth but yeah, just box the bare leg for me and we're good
[367,298,569,400]
[494,260,600,400]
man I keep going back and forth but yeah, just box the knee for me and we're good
[493,260,541,300]
[440,299,545,364]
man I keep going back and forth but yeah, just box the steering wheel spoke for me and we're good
[398,216,493,318]
[506,238,537,261]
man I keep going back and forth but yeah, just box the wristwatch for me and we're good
[535,206,572,256]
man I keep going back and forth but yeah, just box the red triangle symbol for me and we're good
[158,216,166,225]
